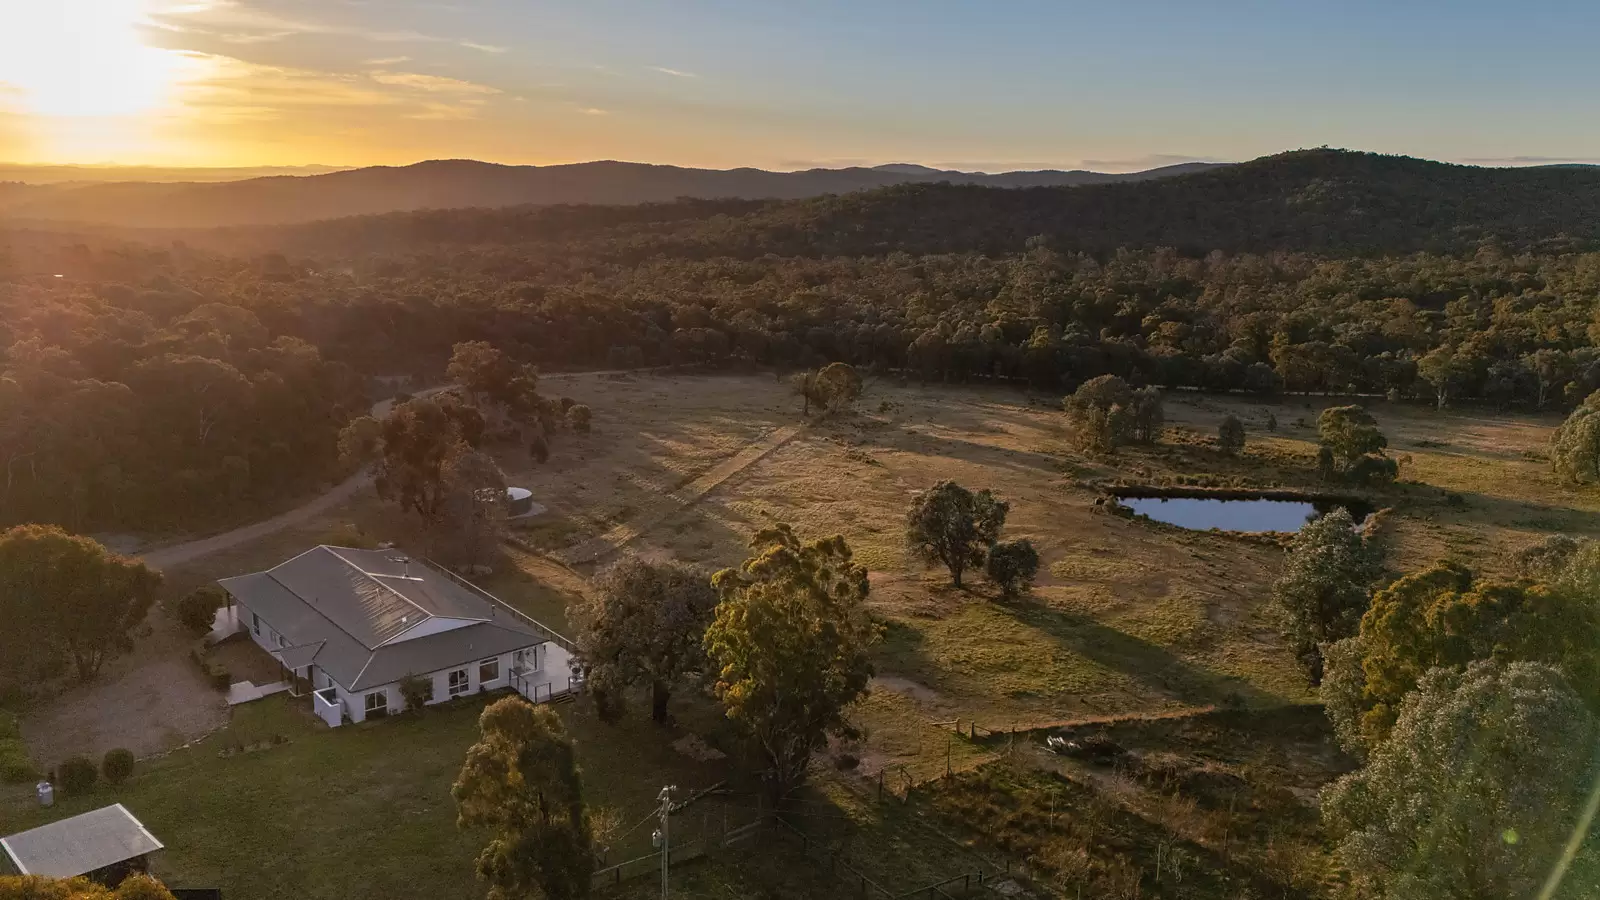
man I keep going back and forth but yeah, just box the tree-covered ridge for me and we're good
[213,149,1600,259]
[0,276,366,530]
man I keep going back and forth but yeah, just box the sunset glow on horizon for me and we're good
[2,0,1599,172]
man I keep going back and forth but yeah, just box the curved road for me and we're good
[137,369,665,572]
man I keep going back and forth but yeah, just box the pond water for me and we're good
[1117,496,1365,533]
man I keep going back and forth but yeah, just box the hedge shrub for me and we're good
[103,748,136,786]
[173,586,228,634]
[59,755,97,795]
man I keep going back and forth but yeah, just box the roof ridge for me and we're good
[259,562,381,652]
[322,544,434,623]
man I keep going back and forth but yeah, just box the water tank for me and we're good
[37,781,53,807]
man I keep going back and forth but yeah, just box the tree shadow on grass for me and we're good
[998,597,1289,710]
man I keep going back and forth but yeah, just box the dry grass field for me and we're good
[16,371,1600,898]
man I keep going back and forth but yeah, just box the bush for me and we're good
[566,404,592,434]
[0,744,38,783]
[400,675,433,712]
[1217,414,1245,456]
[59,755,97,795]
[984,538,1041,599]
[206,662,231,691]
[173,586,228,634]
[102,748,135,785]
[1349,453,1399,485]
[530,433,549,464]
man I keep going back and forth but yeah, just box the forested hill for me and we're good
[0,158,1223,229]
[14,150,1600,534]
[228,149,1600,260]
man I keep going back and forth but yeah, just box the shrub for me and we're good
[400,675,433,712]
[102,748,135,786]
[59,756,97,795]
[566,404,592,434]
[1217,414,1245,456]
[0,745,38,783]
[173,586,228,634]
[529,433,549,464]
[984,539,1041,599]
[1349,453,1399,485]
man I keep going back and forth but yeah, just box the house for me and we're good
[1,804,164,885]
[216,546,575,726]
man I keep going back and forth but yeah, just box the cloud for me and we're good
[169,55,501,128]
[152,2,506,52]
[649,66,697,78]
[369,71,499,95]
[580,107,608,116]
[364,56,411,65]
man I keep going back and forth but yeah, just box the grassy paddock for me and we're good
[0,693,744,900]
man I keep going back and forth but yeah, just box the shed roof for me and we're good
[1,804,163,878]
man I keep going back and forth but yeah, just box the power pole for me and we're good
[652,784,677,900]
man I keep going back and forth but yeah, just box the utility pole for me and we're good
[652,784,677,900]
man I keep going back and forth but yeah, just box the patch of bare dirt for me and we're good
[19,611,228,766]
[872,674,952,713]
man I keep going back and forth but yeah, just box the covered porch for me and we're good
[508,642,579,703]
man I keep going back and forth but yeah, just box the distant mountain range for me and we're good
[0,163,349,185]
[0,158,1227,229]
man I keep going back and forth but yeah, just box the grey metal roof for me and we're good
[218,547,547,691]
[272,642,324,671]
[1,804,163,877]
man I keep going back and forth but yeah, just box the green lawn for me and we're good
[0,694,741,900]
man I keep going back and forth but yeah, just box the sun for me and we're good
[0,0,203,119]
[0,0,222,162]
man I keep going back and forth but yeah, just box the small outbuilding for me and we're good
[1,803,164,886]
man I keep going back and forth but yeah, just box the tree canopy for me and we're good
[1553,390,1600,483]
[1317,405,1387,471]
[1062,376,1163,452]
[1322,661,1600,900]
[704,524,878,801]
[905,480,1010,587]
[453,697,593,900]
[573,555,717,724]
[1271,508,1382,682]
[0,525,160,682]
[1340,561,1600,750]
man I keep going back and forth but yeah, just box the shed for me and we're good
[1,804,164,885]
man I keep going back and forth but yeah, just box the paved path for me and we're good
[558,422,805,565]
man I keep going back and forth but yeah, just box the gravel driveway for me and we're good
[19,612,228,767]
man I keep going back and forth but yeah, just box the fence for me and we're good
[589,814,763,890]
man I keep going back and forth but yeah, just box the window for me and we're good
[252,613,261,636]
[276,633,287,648]
[364,691,388,717]
[448,668,470,697]
[479,658,500,684]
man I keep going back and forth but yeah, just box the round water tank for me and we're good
[506,487,535,517]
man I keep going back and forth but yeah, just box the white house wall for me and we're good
[341,648,536,723]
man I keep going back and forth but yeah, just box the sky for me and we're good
[2,0,1599,172]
